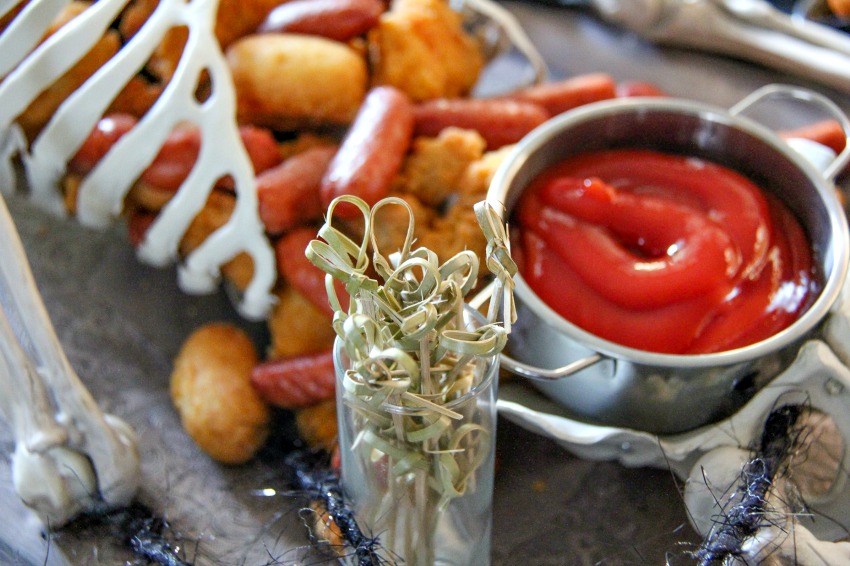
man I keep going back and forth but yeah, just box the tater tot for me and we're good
[295,399,338,452]
[215,0,289,48]
[368,0,484,101]
[828,0,850,16]
[267,285,337,359]
[395,127,487,207]
[227,34,368,130]
[120,0,283,85]
[171,323,270,464]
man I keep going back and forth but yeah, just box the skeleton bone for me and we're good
[0,191,139,527]
[591,0,850,93]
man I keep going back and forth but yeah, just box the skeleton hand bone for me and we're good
[0,192,139,528]
[591,0,850,94]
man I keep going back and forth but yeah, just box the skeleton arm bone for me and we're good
[0,192,139,527]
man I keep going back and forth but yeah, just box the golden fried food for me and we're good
[120,0,282,47]
[413,144,509,264]
[125,181,174,213]
[368,0,484,101]
[454,144,514,206]
[62,174,82,216]
[395,127,487,207]
[418,202,487,263]
[118,0,185,84]
[17,2,121,141]
[828,0,850,16]
[215,0,288,48]
[107,75,163,118]
[227,33,368,130]
[295,399,338,452]
[266,285,337,359]
[171,323,270,464]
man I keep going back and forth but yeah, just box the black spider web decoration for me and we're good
[284,451,393,566]
[693,404,804,565]
[690,399,850,566]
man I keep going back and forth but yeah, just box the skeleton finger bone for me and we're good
[0,192,139,527]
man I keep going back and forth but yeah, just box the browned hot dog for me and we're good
[320,86,414,217]
[69,113,137,175]
[258,0,385,41]
[257,144,338,234]
[275,227,350,317]
[141,124,282,191]
[251,349,336,409]
[71,115,282,190]
[506,73,617,116]
[413,98,549,149]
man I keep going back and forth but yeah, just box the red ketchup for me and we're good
[514,149,820,354]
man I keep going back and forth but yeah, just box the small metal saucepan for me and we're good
[486,84,850,434]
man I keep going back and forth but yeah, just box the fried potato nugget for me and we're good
[266,285,337,360]
[395,127,486,207]
[829,0,850,16]
[171,323,271,464]
[414,144,510,265]
[295,399,338,452]
[368,0,484,101]
[215,0,288,48]
[228,33,368,130]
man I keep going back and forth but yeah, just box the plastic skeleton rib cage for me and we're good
[0,0,545,320]
[0,0,278,320]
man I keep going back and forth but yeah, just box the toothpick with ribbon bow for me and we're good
[304,194,516,564]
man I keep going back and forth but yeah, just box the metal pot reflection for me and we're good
[487,84,850,434]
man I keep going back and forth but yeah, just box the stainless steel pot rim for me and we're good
[490,94,850,369]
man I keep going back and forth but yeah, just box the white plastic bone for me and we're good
[591,0,850,94]
[741,521,850,565]
[0,191,139,527]
[500,340,850,561]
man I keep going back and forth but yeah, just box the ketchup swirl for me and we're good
[514,149,820,354]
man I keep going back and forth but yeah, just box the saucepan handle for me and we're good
[729,83,850,180]
[499,351,604,382]
[468,282,606,382]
